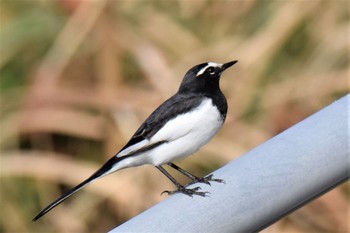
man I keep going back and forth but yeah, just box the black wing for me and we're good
[118,93,204,154]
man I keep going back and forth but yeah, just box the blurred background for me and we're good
[0,0,348,232]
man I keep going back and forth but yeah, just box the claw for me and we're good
[212,178,225,184]
[160,175,223,197]
[161,186,209,197]
[187,174,225,186]
[161,190,171,196]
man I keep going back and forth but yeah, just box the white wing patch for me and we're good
[196,62,222,77]
[117,139,150,157]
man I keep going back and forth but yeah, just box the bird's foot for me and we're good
[188,174,225,186]
[161,186,209,197]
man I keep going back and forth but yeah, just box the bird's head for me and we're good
[179,61,238,94]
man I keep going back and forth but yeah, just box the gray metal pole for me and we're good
[110,94,349,233]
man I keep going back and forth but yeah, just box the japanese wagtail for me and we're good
[33,60,237,221]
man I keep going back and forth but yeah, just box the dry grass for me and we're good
[0,0,349,232]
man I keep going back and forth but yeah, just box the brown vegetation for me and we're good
[0,0,348,232]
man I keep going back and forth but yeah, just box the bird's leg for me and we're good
[155,166,208,197]
[168,163,225,186]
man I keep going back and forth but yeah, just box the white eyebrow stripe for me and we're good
[196,62,223,77]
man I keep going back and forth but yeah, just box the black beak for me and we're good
[221,60,238,71]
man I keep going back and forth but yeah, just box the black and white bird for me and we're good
[33,60,237,221]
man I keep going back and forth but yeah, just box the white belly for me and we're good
[112,98,224,171]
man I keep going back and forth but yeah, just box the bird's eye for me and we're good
[207,67,215,74]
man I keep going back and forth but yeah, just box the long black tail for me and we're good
[32,175,95,221]
[33,156,123,221]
